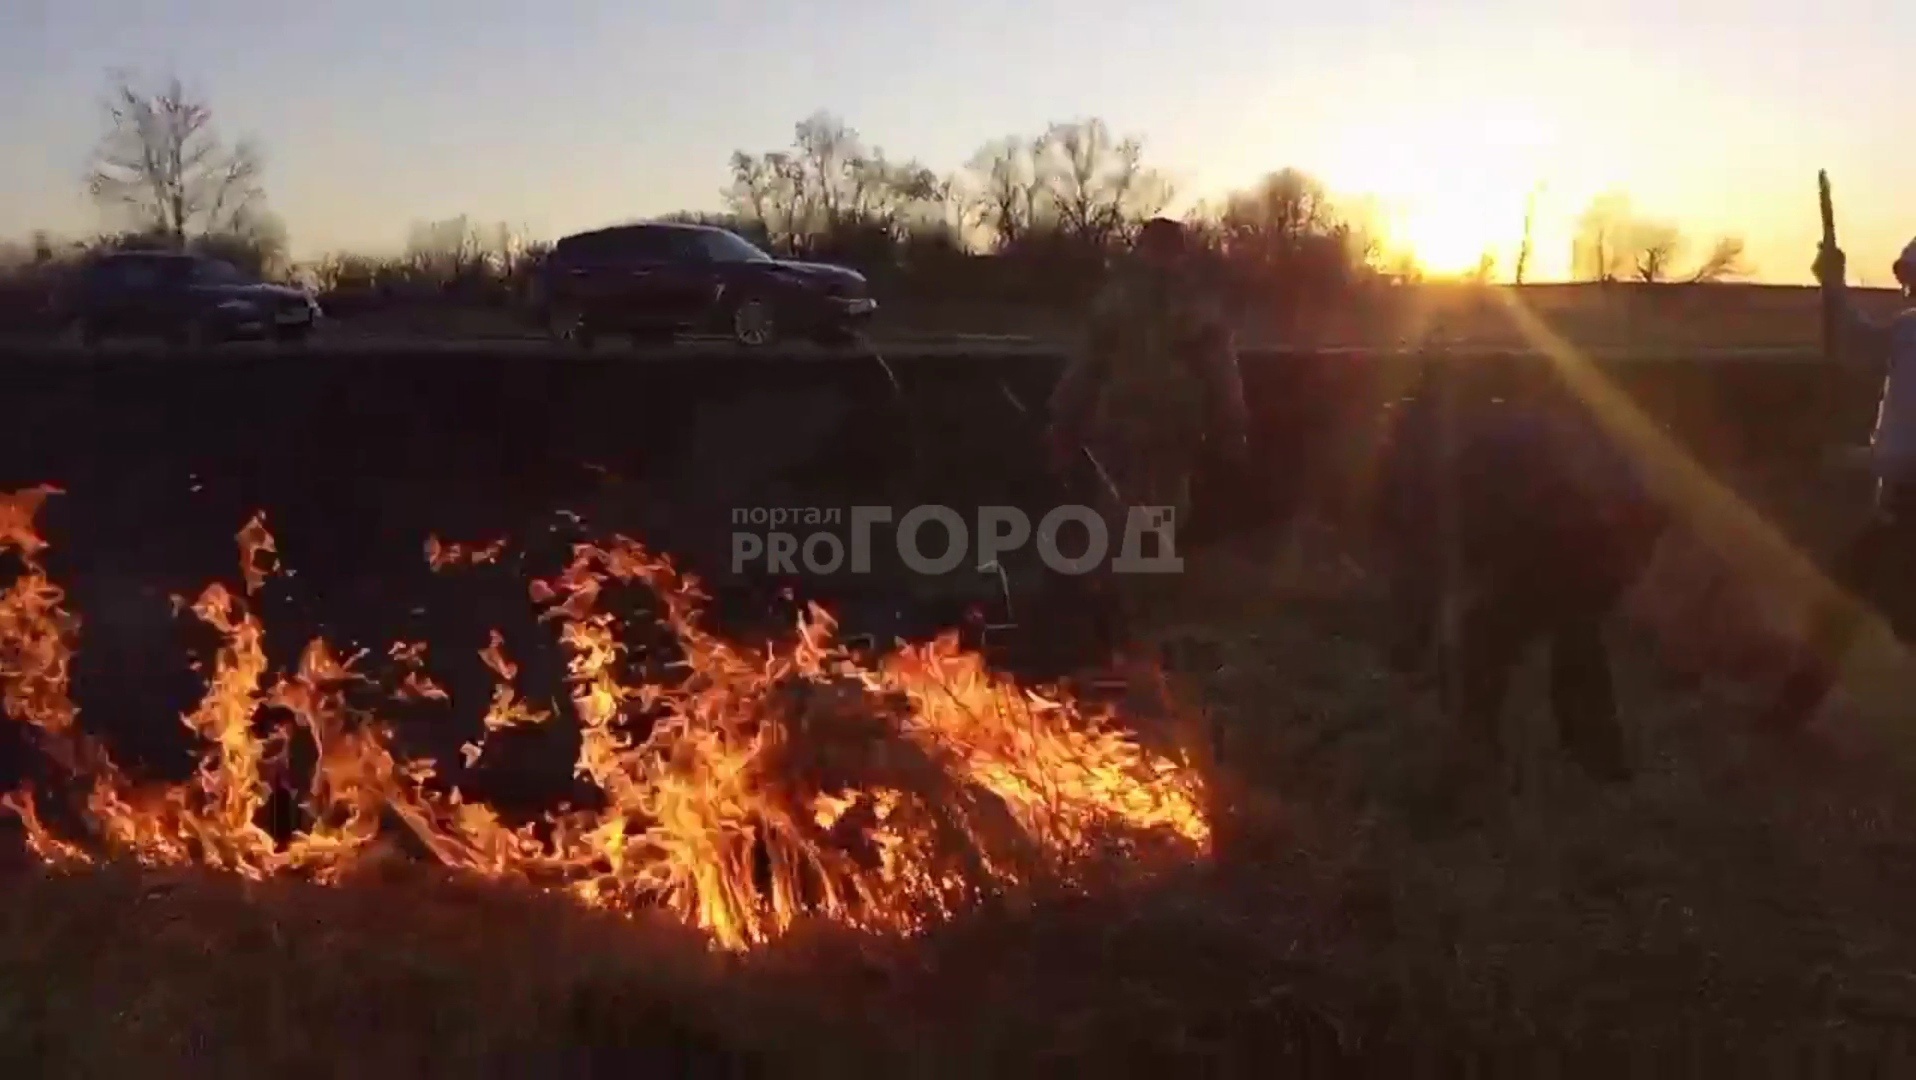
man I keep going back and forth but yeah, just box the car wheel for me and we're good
[75,319,104,349]
[730,296,777,348]
[276,322,312,345]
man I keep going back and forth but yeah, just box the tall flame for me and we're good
[0,489,1209,951]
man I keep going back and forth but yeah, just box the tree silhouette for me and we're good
[726,111,947,259]
[1035,118,1172,249]
[85,70,266,248]
[1629,221,1683,283]
[962,136,1045,251]
[1572,191,1633,283]
[1688,237,1749,283]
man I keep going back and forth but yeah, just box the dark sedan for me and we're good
[531,222,877,348]
[71,251,322,347]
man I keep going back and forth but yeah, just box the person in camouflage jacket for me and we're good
[1044,218,1249,647]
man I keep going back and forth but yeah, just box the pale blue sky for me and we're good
[2,1,1909,281]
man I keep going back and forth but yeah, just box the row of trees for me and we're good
[713,111,1752,297]
[710,112,1386,319]
[2,69,1759,331]
[1569,191,1747,284]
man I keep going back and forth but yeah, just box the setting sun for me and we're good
[1320,99,1561,277]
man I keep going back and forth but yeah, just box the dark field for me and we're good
[6,277,1893,352]
[296,279,1916,351]
[3,342,1914,1075]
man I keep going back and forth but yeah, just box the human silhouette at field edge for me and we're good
[1761,238,1916,729]
[1380,356,1668,781]
[1044,217,1250,662]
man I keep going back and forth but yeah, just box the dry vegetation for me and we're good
[6,457,1916,1077]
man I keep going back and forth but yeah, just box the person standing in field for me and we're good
[1044,217,1250,658]
[1379,356,1667,782]
[1760,238,1916,730]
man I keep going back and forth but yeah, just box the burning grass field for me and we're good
[7,461,1916,1076]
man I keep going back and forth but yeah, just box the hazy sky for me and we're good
[3,1,1909,282]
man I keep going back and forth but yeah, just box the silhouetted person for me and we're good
[1045,217,1249,658]
[1761,238,1916,729]
[1381,357,1667,781]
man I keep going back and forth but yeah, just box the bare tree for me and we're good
[725,151,808,250]
[725,151,777,231]
[1514,185,1539,285]
[1629,221,1683,283]
[1571,191,1633,283]
[1688,236,1749,283]
[846,153,941,239]
[86,71,264,247]
[1191,167,1372,326]
[1469,250,1498,284]
[404,215,490,285]
[1572,189,1752,285]
[963,136,1045,250]
[727,114,952,258]
[935,170,971,242]
[793,111,862,230]
[727,155,796,248]
[1035,119,1171,250]
[1216,168,1340,248]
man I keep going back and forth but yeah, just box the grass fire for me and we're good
[0,486,1209,953]
[10,455,1916,1072]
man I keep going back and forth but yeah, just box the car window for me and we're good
[156,257,198,284]
[558,228,654,262]
[555,232,611,261]
[621,229,679,261]
[697,230,772,264]
[98,257,161,291]
[667,231,716,262]
[191,259,249,285]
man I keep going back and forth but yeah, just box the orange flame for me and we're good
[426,535,508,570]
[465,629,548,768]
[0,489,1210,951]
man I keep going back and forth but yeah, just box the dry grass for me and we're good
[9,476,1916,1076]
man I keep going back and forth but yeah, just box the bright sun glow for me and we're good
[1321,99,1561,277]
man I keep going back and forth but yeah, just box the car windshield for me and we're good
[697,230,772,264]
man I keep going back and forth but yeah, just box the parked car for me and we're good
[530,222,877,348]
[68,251,322,347]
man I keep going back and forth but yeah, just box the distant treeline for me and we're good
[1,76,1753,333]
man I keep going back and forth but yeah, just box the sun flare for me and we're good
[1321,99,1559,277]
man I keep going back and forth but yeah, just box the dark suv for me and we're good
[70,251,321,347]
[531,222,876,348]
